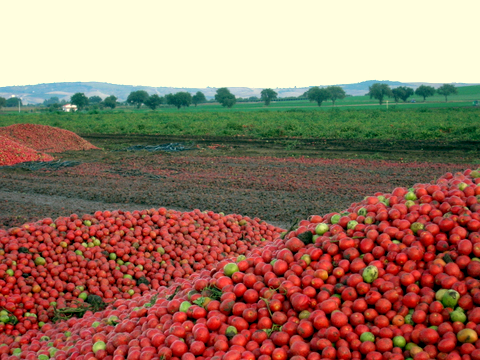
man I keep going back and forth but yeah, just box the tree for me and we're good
[391,86,414,103]
[43,97,60,106]
[127,90,149,108]
[89,96,102,104]
[368,83,393,105]
[260,88,278,106]
[5,97,22,107]
[248,96,259,101]
[192,91,207,107]
[215,88,236,108]
[166,92,192,109]
[414,85,435,102]
[326,86,346,106]
[437,84,458,102]
[70,93,89,110]
[144,94,164,110]
[47,103,62,112]
[0,97,6,110]
[307,87,330,106]
[103,95,117,109]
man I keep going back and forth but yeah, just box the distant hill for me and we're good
[0,80,478,105]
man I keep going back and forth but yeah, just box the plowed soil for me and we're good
[0,135,477,229]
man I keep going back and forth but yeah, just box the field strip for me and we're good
[0,190,289,230]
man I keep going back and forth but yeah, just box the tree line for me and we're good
[367,83,458,105]
[0,83,461,111]
[58,88,279,111]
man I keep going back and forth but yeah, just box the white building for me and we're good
[62,104,78,112]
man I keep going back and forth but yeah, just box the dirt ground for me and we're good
[0,135,478,230]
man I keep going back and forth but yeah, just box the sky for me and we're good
[1,0,479,89]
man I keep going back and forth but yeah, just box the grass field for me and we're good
[1,106,480,142]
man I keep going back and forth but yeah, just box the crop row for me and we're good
[1,107,480,141]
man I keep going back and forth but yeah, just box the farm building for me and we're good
[62,104,77,112]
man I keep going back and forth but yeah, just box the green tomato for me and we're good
[330,214,341,224]
[404,191,417,201]
[79,292,88,301]
[393,336,406,348]
[300,254,311,265]
[357,208,367,216]
[34,257,46,266]
[92,341,106,354]
[236,255,246,262]
[223,263,239,277]
[405,342,418,351]
[107,315,119,325]
[179,301,192,313]
[347,220,358,230]
[362,265,378,283]
[315,223,329,235]
[436,289,448,302]
[299,310,310,320]
[470,170,480,179]
[405,200,416,208]
[450,310,467,323]
[410,222,424,234]
[225,325,237,339]
[360,332,375,342]
[442,290,460,308]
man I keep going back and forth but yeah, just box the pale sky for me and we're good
[1,0,479,88]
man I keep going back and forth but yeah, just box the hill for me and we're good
[0,80,478,104]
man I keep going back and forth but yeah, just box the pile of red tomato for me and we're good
[2,168,480,360]
[0,208,283,336]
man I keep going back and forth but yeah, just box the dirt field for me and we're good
[0,135,477,229]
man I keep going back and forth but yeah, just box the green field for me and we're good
[1,85,480,142]
[1,106,480,142]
